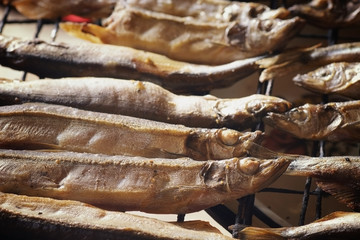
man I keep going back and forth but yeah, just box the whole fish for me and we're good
[286,155,360,211]
[1,0,117,19]
[293,62,360,99]
[257,42,360,82]
[289,0,360,28]
[0,192,234,240]
[237,211,360,240]
[263,100,360,142]
[0,103,263,160]
[0,77,292,129]
[0,35,262,94]
[115,0,290,23]
[61,7,303,65]
[0,149,290,214]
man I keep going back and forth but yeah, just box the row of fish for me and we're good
[2,192,359,240]
[1,0,360,239]
[1,34,360,97]
[3,0,360,28]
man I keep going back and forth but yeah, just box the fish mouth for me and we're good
[263,112,304,138]
[251,157,291,192]
[242,16,305,52]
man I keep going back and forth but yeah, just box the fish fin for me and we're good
[311,211,351,223]
[237,227,285,240]
[60,22,106,44]
[246,142,301,160]
[316,179,360,211]
[256,44,321,68]
[172,220,221,234]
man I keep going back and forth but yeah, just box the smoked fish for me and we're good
[0,192,235,240]
[1,0,117,19]
[237,211,360,240]
[257,42,360,82]
[289,0,360,28]
[0,35,262,94]
[0,103,263,160]
[0,149,290,214]
[115,0,290,23]
[0,77,292,129]
[61,7,303,65]
[263,100,360,142]
[293,62,360,99]
[286,155,360,211]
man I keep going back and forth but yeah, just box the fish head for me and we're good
[227,157,290,194]
[202,129,263,160]
[227,17,304,54]
[293,62,359,93]
[215,94,292,129]
[263,103,343,140]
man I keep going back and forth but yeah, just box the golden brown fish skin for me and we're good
[257,42,360,82]
[115,0,290,23]
[0,78,292,129]
[0,149,290,214]
[0,103,263,160]
[263,100,360,142]
[0,193,234,240]
[237,211,360,240]
[293,62,360,99]
[2,0,117,19]
[286,156,360,211]
[0,35,261,94]
[289,0,360,28]
[61,8,304,65]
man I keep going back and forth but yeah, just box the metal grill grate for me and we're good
[0,0,359,238]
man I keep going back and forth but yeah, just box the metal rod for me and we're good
[177,214,185,223]
[0,5,10,33]
[253,206,282,228]
[34,19,44,38]
[299,176,312,226]
[51,18,61,42]
[261,187,319,195]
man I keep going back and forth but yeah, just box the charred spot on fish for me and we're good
[226,23,246,47]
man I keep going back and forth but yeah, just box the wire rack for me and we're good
[1,0,359,238]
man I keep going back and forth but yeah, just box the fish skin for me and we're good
[0,149,290,214]
[0,77,292,129]
[237,211,360,240]
[61,7,304,65]
[0,35,261,94]
[115,0,290,23]
[257,42,360,82]
[289,0,360,28]
[2,0,117,19]
[0,192,234,240]
[0,102,263,160]
[293,62,360,99]
[286,156,360,211]
[263,100,360,142]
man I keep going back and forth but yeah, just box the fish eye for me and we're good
[238,158,260,175]
[259,20,273,32]
[218,129,239,146]
[289,109,308,122]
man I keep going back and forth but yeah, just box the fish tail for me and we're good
[237,227,286,240]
